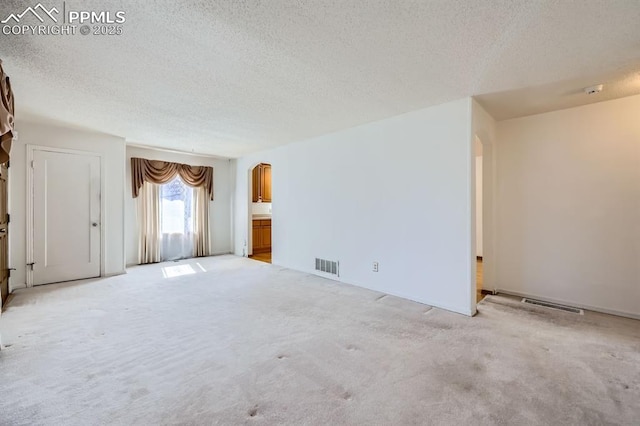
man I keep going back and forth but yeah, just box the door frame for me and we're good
[247,162,272,258]
[0,162,8,309]
[247,164,257,256]
[25,145,105,287]
[471,133,497,309]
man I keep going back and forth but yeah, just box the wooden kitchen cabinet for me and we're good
[252,166,260,202]
[252,163,272,202]
[252,219,271,253]
[261,164,271,202]
[252,219,262,251]
[261,222,271,248]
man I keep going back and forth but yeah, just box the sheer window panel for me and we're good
[160,176,194,261]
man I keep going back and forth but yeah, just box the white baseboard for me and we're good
[303,268,475,317]
[125,252,233,268]
[9,271,126,292]
[9,283,26,293]
[496,288,640,321]
[103,271,127,278]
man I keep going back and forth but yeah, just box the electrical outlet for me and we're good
[373,262,379,272]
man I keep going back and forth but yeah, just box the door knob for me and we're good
[92,222,98,227]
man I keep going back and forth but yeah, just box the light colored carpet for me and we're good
[0,255,638,425]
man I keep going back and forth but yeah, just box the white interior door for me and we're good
[32,149,101,285]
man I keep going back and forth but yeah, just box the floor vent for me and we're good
[522,298,584,315]
[315,258,339,276]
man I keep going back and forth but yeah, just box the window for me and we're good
[133,157,213,264]
[159,176,195,261]
[160,176,194,235]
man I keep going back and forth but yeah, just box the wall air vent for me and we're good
[315,258,339,276]
[522,298,584,315]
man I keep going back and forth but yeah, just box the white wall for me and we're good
[125,146,233,266]
[234,98,476,315]
[9,120,126,290]
[496,95,640,317]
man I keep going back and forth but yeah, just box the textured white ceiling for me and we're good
[1,0,639,157]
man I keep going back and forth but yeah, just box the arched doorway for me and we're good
[248,163,272,263]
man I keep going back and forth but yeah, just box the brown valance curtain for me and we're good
[131,157,214,200]
[0,59,15,164]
